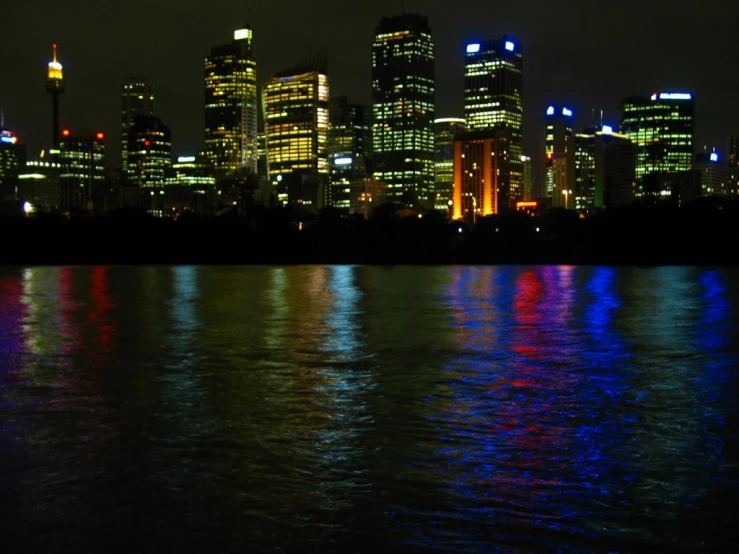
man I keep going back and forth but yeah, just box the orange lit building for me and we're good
[452,132,510,221]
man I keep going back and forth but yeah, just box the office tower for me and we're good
[126,115,172,188]
[729,136,738,195]
[121,79,155,174]
[204,25,258,175]
[0,129,25,185]
[372,14,435,208]
[521,155,533,201]
[329,96,372,162]
[263,60,329,208]
[695,150,729,197]
[18,156,61,210]
[622,92,695,200]
[328,97,372,209]
[574,129,596,211]
[162,155,217,217]
[464,37,523,207]
[594,126,636,208]
[46,44,65,149]
[434,118,465,211]
[544,106,576,209]
[59,129,105,211]
[573,125,636,210]
[452,134,510,221]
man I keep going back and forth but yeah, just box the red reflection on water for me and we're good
[0,275,27,368]
[89,266,116,352]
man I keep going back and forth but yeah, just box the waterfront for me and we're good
[1,266,737,552]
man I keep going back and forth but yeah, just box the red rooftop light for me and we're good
[62,129,70,136]
[144,140,151,147]
[96,132,105,140]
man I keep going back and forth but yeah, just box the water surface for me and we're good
[1,266,737,552]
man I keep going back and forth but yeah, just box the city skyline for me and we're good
[2,0,738,164]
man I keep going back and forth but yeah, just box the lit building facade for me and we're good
[264,62,329,208]
[328,97,372,209]
[372,14,435,207]
[574,129,596,212]
[18,158,61,211]
[204,26,259,175]
[521,155,533,201]
[0,130,25,191]
[729,136,738,195]
[126,115,171,188]
[59,130,105,211]
[452,132,510,220]
[121,79,155,175]
[622,92,695,200]
[594,127,636,208]
[695,151,730,197]
[434,118,465,211]
[46,44,64,149]
[544,106,576,209]
[464,37,523,207]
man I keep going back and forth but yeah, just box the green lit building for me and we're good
[464,37,523,208]
[433,118,465,211]
[372,14,435,208]
[204,26,258,176]
[263,61,329,208]
[621,92,694,200]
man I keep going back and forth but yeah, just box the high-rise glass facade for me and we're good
[622,92,694,199]
[433,118,465,211]
[729,136,738,195]
[464,37,523,207]
[204,26,258,175]
[544,106,575,209]
[59,130,105,211]
[121,79,155,174]
[328,96,372,210]
[264,63,329,207]
[372,14,435,207]
[126,115,172,187]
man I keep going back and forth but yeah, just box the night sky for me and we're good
[3,0,738,166]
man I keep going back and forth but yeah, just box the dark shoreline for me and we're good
[3,197,738,267]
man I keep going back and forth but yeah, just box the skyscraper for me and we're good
[372,14,435,208]
[328,96,372,209]
[121,79,155,174]
[695,150,729,197]
[59,129,105,212]
[126,115,172,188]
[204,26,258,176]
[464,37,523,207]
[622,92,695,199]
[544,106,576,209]
[452,134,509,221]
[263,60,329,208]
[729,136,738,195]
[434,118,465,211]
[46,44,65,149]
